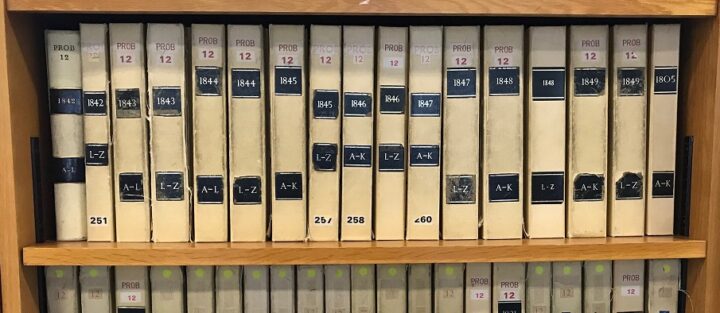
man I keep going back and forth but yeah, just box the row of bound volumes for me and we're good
[45,23,680,242]
[45,259,680,313]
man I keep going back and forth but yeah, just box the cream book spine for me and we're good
[269,24,307,241]
[482,26,524,239]
[434,264,464,313]
[526,262,551,313]
[466,263,492,313]
[407,26,443,240]
[216,266,242,313]
[351,265,375,313]
[325,265,351,313]
[408,264,432,313]
[377,264,407,313]
[375,27,408,241]
[115,266,149,312]
[192,24,227,242]
[228,25,267,242]
[526,26,567,239]
[297,265,324,313]
[244,266,270,313]
[647,259,680,313]
[146,23,189,242]
[612,260,645,313]
[308,25,341,241]
[493,263,525,313]
[341,26,375,241]
[552,262,582,313]
[80,266,112,313]
[609,24,648,237]
[109,23,150,242]
[46,266,79,313]
[46,30,86,241]
[646,24,680,235]
[187,266,214,313]
[80,24,114,242]
[567,25,609,238]
[150,266,184,313]
[271,265,295,313]
[442,26,480,240]
[583,261,611,313]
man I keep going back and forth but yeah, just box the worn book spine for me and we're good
[228,25,267,242]
[351,265,376,313]
[526,26,567,239]
[482,26,524,239]
[80,23,114,242]
[434,264,464,313]
[407,26,443,240]
[115,266,149,311]
[187,266,214,313]
[526,262,551,313]
[192,24,227,242]
[325,265,351,313]
[408,264,432,313]
[46,30,87,241]
[308,25,342,241]
[269,24,307,241]
[492,263,525,313]
[552,262,582,313]
[377,264,407,313]
[375,27,408,241]
[647,259,680,313]
[466,263,492,313]
[612,260,645,313]
[79,266,112,313]
[567,25,609,238]
[583,261,612,313]
[150,266,185,312]
[442,26,481,240]
[216,266,242,313]
[46,266,79,313]
[244,266,270,313]
[271,265,295,313]
[297,265,324,313]
[109,23,151,242]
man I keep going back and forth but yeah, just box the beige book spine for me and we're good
[442,26,481,240]
[308,25,341,241]
[408,264,432,313]
[115,266,149,310]
[351,265,376,313]
[526,26,567,239]
[228,25,267,242]
[150,266,185,312]
[216,266,242,313]
[567,26,609,238]
[612,260,645,313]
[377,264,407,313]
[146,23,189,242]
[609,24,648,237]
[297,265,324,313]
[407,26,443,240]
[466,263,492,313]
[375,27,408,241]
[647,259,680,313]
[526,262,551,313]
[325,265,351,313]
[583,261,612,313]
[434,264,464,313]
[269,24,307,241]
[270,265,295,313]
[244,266,270,313]
[79,266,112,313]
[192,24,227,242]
[46,266,79,313]
[80,24,114,242]
[109,23,150,242]
[341,26,375,241]
[186,266,214,313]
[552,262,582,313]
[646,24,680,235]
[482,26,524,239]
[492,263,525,313]
[46,30,87,241]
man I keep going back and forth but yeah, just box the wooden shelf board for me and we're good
[23,236,705,266]
[6,0,717,16]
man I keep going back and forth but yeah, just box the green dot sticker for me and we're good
[252,270,261,280]
[89,269,98,278]
[162,269,173,279]
[563,266,572,275]
[335,269,344,278]
[359,267,369,277]
[54,269,65,278]
[535,265,545,275]
[279,270,287,279]
[388,267,398,277]
[445,266,455,277]
[662,264,671,273]
[307,269,317,278]
[194,268,205,278]
[224,269,234,279]
[595,264,605,273]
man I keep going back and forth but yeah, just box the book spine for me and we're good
[647,259,680,313]
[526,26,567,239]
[216,266,242,313]
[465,263,492,313]
[375,27,408,241]
[308,25,342,241]
[186,266,214,312]
[79,266,111,313]
[551,262,582,313]
[408,264,432,312]
[407,26,443,240]
[46,30,87,241]
[80,24,114,242]
[46,266,79,313]
[492,263,525,313]
[109,23,151,242]
[351,265,376,313]
[442,26,481,240]
[526,262,551,313]
[646,24,681,235]
[377,264,407,313]
[567,25,609,238]
[325,265,351,313]
[482,26,524,239]
[228,25,267,242]
[583,261,612,313]
[115,266,149,310]
[270,265,296,312]
[297,265,324,313]
[150,266,185,312]
[244,266,270,313]
[612,260,645,313]
[341,26,375,241]
[609,25,648,237]
[434,264,464,313]
[269,25,307,241]
[192,24,227,242]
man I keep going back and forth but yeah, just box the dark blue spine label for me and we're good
[312,143,338,171]
[446,68,477,98]
[343,145,372,167]
[152,87,182,116]
[115,88,141,118]
[379,86,406,114]
[488,67,520,96]
[155,172,184,201]
[49,88,82,114]
[196,66,223,96]
[653,66,678,95]
[119,172,144,202]
[53,157,85,183]
[231,68,261,98]
[410,93,441,117]
[85,144,109,166]
[274,66,302,95]
[313,89,339,119]
[83,91,107,116]
[409,145,440,166]
[344,92,373,117]
[196,175,224,204]
[488,173,519,202]
[378,144,405,172]
[532,67,566,101]
[233,176,262,204]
